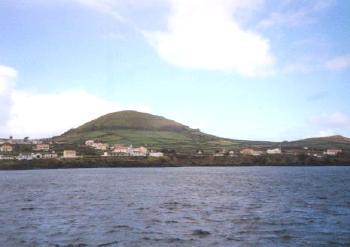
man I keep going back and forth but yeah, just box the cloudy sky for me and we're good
[0,0,349,141]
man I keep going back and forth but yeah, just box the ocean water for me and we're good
[0,166,349,247]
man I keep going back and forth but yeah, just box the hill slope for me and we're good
[283,135,350,150]
[55,111,250,152]
[54,111,350,153]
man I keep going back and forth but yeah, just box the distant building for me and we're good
[266,148,282,154]
[85,140,95,146]
[132,146,148,156]
[240,148,263,156]
[312,153,323,158]
[43,152,58,159]
[31,140,42,145]
[35,143,50,151]
[0,155,14,160]
[228,150,235,156]
[0,143,13,152]
[149,151,164,157]
[214,149,226,157]
[112,145,129,156]
[213,153,224,157]
[17,153,33,160]
[17,153,42,160]
[324,149,342,156]
[93,143,109,150]
[85,140,109,150]
[32,153,43,159]
[111,145,148,156]
[102,152,109,157]
[63,150,77,158]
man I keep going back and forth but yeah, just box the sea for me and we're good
[0,166,349,246]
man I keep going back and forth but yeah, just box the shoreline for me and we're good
[1,155,350,170]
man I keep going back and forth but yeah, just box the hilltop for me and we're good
[53,110,350,153]
[54,111,247,152]
[2,110,350,169]
[282,135,350,150]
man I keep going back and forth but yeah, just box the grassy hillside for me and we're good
[54,111,249,153]
[54,111,350,153]
[282,135,350,150]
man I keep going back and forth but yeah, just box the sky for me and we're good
[0,0,350,141]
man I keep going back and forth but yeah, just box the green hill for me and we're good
[54,111,248,153]
[54,111,350,153]
[283,135,350,150]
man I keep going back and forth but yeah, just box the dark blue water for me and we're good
[0,167,349,246]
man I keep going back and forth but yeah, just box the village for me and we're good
[0,137,344,161]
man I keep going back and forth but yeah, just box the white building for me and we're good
[18,153,34,160]
[63,150,77,158]
[149,152,164,157]
[111,145,130,156]
[93,143,109,150]
[34,143,50,151]
[267,148,282,154]
[240,148,263,156]
[0,155,14,160]
[131,146,148,156]
[85,140,95,146]
[43,152,58,159]
[111,145,147,156]
[0,143,13,152]
[324,149,342,156]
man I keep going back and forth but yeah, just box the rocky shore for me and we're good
[1,154,350,170]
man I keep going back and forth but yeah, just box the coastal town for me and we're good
[0,136,344,161]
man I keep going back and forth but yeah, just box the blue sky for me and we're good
[0,0,349,140]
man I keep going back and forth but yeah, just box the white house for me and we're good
[131,146,148,156]
[92,143,109,150]
[18,153,34,160]
[34,143,50,151]
[43,152,58,159]
[0,143,13,152]
[267,148,282,154]
[240,148,263,156]
[324,149,342,156]
[85,140,95,146]
[63,150,77,158]
[149,152,164,157]
[111,145,130,156]
[0,155,14,160]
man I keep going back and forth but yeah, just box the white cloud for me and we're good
[0,65,17,94]
[325,55,350,71]
[8,90,118,138]
[143,0,275,76]
[0,65,17,137]
[7,90,150,138]
[0,65,150,138]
